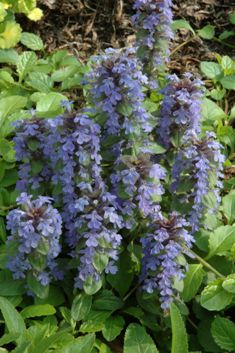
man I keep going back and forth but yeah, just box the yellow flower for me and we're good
[27,8,43,21]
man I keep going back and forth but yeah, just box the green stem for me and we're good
[0,204,16,211]
[188,249,225,278]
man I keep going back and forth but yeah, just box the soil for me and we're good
[18,0,235,76]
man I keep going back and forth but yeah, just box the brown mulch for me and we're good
[18,0,235,74]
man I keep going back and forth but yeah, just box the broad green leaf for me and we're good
[172,20,195,34]
[36,92,68,117]
[17,51,37,81]
[0,296,26,335]
[93,253,109,273]
[79,310,111,333]
[71,293,92,321]
[102,315,125,342]
[198,319,220,353]
[208,225,235,258]
[0,21,21,49]
[20,32,43,50]
[200,62,222,79]
[222,274,235,293]
[0,270,25,296]
[0,169,18,187]
[51,65,80,82]
[220,75,235,90]
[27,272,49,299]
[182,264,205,302]
[83,276,102,296]
[222,193,235,223]
[107,250,134,297]
[93,290,123,312]
[221,56,234,73]
[124,323,159,353]
[219,30,235,41]
[200,279,233,311]
[58,333,95,353]
[170,303,188,353]
[0,49,19,64]
[26,72,53,92]
[0,96,27,127]
[201,98,227,121]
[229,12,235,24]
[34,285,64,306]
[211,317,235,352]
[197,25,215,39]
[21,304,56,319]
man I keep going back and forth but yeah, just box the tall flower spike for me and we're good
[6,193,62,286]
[141,213,194,310]
[132,0,173,74]
[158,73,204,149]
[86,48,152,135]
[171,132,225,232]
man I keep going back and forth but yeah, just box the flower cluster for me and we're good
[13,119,52,193]
[141,213,194,309]
[87,48,152,135]
[14,113,123,291]
[110,153,166,227]
[158,73,204,149]
[6,193,62,286]
[132,0,173,73]
[171,132,225,232]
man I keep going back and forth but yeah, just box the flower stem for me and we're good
[188,249,225,278]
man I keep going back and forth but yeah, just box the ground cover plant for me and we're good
[0,1,235,352]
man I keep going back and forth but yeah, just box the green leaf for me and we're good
[220,75,235,90]
[0,169,18,187]
[102,315,125,342]
[17,51,37,81]
[0,270,25,296]
[51,65,80,82]
[93,253,109,273]
[0,217,6,242]
[71,293,92,321]
[107,250,134,297]
[222,274,235,293]
[197,25,215,39]
[79,311,111,333]
[0,21,22,49]
[26,72,53,92]
[0,49,19,64]
[20,304,56,319]
[221,56,234,73]
[58,333,95,353]
[200,279,233,311]
[211,317,235,352]
[219,30,235,41]
[222,193,235,224]
[83,276,102,296]
[229,12,235,24]
[172,20,195,34]
[93,290,123,312]
[36,92,68,117]
[20,32,43,50]
[27,272,49,299]
[34,285,65,306]
[208,225,235,258]
[124,323,159,353]
[182,265,205,302]
[0,96,27,127]
[0,296,26,335]
[198,318,220,353]
[200,62,222,79]
[170,303,188,353]
[201,98,227,121]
